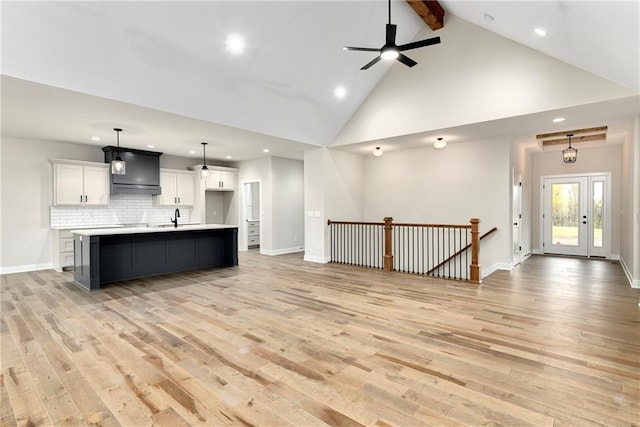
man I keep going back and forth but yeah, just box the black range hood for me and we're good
[102,146,163,195]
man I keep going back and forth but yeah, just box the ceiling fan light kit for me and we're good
[343,0,441,70]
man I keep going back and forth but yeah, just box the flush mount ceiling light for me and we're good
[372,146,384,157]
[225,34,245,54]
[562,133,577,164]
[201,142,209,178]
[111,128,126,175]
[434,137,447,149]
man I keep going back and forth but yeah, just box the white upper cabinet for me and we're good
[206,170,236,191]
[158,169,195,206]
[51,160,109,206]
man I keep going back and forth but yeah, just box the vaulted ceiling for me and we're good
[2,1,638,161]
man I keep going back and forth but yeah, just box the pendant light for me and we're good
[111,128,126,175]
[201,142,209,178]
[434,137,447,149]
[372,146,383,157]
[562,133,577,164]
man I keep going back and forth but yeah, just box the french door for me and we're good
[542,174,609,257]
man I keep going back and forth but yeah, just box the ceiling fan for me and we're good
[343,0,441,70]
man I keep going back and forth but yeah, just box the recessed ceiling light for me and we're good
[225,34,245,54]
[146,144,155,148]
[263,149,270,153]
[553,117,565,123]
[334,86,347,99]
[225,155,232,159]
[534,28,547,37]
[189,150,197,154]
[91,136,101,141]
[484,13,494,22]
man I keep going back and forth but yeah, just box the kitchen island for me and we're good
[72,224,238,290]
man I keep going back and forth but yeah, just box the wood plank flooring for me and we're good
[1,253,638,426]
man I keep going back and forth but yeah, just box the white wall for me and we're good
[271,157,304,254]
[620,115,640,287]
[304,148,364,263]
[237,156,304,256]
[333,14,636,146]
[530,144,622,256]
[1,137,103,271]
[362,138,511,275]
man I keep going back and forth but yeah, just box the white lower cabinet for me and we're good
[52,229,74,272]
[247,220,260,248]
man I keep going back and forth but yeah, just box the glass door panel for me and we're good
[551,182,580,247]
[543,177,588,256]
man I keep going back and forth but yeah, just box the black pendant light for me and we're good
[201,142,209,178]
[562,133,577,164]
[111,128,126,175]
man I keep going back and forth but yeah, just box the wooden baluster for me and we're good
[470,218,481,284]
[383,217,393,271]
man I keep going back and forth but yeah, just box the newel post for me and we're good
[383,217,394,271]
[470,218,481,284]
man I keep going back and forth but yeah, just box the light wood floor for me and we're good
[1,253,639,426]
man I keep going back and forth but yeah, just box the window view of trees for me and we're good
[551,183,579,246]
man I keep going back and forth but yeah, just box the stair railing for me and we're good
[327,217,490,284]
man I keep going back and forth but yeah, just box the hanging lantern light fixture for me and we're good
[562,133,577,164]
[111,128,126,175]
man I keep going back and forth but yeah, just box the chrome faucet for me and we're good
[171,208,180,228]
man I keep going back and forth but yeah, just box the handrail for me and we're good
[426,226,498,275]
[394,222,471,229]
[327,220,384,226]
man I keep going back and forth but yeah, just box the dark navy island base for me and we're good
[72,226,238,290]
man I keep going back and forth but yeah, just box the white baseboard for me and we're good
[261,246,305,256]
[0,263,54,275]
[619,257,640,289]
[304,255,330,264]
[482,262,513,278]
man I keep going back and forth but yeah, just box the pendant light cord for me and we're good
[388,0,391,24]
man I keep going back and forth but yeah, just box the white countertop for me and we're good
[71,224,237,236]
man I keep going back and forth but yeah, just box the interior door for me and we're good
[542,174,609,257]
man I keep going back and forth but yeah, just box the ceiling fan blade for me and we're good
[396,53,417,68]
[398,36,441,52]
[386,24,397,45]
[361,55,382,70]
[343,46,380,52]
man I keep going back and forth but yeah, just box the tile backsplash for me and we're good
[50,194,191,228]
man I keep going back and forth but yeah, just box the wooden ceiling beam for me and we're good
[406,1,445,31]
[542,134,606,147]
[536,126,608,139]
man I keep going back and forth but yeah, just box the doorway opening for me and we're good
[243,181,261,250]
[541,173,610,258]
